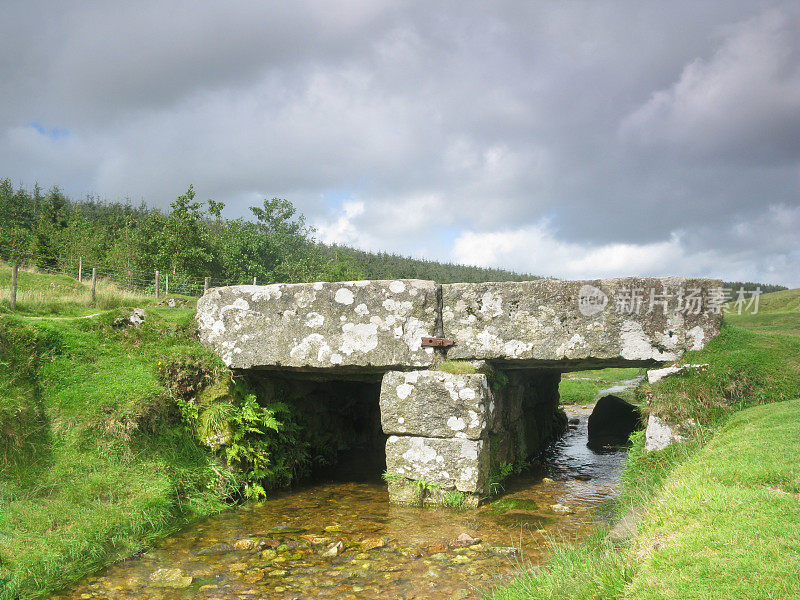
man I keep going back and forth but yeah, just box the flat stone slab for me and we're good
[196,280,438,370]
[442,277,722,364]
[385,435,489,493]
[380,370,493,440]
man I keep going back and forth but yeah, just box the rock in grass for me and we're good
[112,308,145,329]
[149,568,192,588]
[644,414,695,451]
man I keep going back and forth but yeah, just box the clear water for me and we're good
[51,405,626,600]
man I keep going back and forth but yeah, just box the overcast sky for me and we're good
[1,1,798,285]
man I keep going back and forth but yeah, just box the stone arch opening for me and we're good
[245,370,387,482]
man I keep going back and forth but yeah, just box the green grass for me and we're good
[627,399,800,600]
[559,367,644,405]
[490,288,800,600]
[0,273,233,598]
[0,262,196,317]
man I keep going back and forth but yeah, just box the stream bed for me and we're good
[52,405,627,600]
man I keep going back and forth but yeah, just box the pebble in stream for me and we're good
[52,407,626,600]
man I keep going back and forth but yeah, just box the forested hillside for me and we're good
[0,179,786,292]
[0,180,540,289]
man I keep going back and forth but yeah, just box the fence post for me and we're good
[155,270,159,299]
[204,277,210,295]
[165,273,169,296]
[253,277,257,285]
[91,267,97,305]
[10,261,18,310]
[78,257,82,282]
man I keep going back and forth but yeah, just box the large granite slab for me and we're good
[196,280,438,370]
[441,277,723,365]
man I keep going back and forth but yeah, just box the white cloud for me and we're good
[452,215,799,286]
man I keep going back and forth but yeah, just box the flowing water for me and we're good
[52,405,627,600]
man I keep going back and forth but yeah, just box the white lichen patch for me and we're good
[304,312,324,328]
[334,288,355,305]
[401,438,439,464]
[447,416,466,431]
[339,322,379,355]
[396,383,414,400]
[479,290,503,317]
[688,326,705,351]
[620,321,679,361]
[389,280,406,294]
[354,303,369,317]
[290,333,332,363]
[555,333,587,358]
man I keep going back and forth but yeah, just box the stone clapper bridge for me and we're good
[197,278,721,506]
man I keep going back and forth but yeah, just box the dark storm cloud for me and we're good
[0,1,797,284]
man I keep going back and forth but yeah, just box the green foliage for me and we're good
[381,470,404,483]
[478,364,509,391]
[440,489,469,508]
[487,462,516,496]
[413,477,440,506]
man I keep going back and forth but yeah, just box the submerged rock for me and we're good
[148,568,192,588]
[196,542,233,555]
[321,540,345,557]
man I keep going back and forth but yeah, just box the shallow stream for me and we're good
[52,405,626,600]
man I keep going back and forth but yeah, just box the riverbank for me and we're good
[0,282,239,598]
[490,290,800,600]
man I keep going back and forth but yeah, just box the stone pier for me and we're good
[197,277,722,504]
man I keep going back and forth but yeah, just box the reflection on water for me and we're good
[52,406,626,600]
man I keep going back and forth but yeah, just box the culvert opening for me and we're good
[557,366,646,453]
[246,371,387,483]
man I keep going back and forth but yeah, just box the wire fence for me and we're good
[0,248,254,298]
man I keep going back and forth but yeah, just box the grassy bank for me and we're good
[0,267,383,598]
[491,289,800,600]
[0,307,240,599]
[0,266,241,598]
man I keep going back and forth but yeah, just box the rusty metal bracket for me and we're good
[421,336,455,348]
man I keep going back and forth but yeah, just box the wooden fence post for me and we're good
[204,277,210,295]
[253,277,257,285]
[155,270,159,299]
[10,261,18,310]
[91,267,97,305]
[78,257,82,282]
[165,273,170,296]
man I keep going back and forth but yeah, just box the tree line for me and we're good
[0,179,541,287]
[0,178,786,292]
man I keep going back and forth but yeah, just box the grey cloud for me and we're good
[0,0,797,285]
